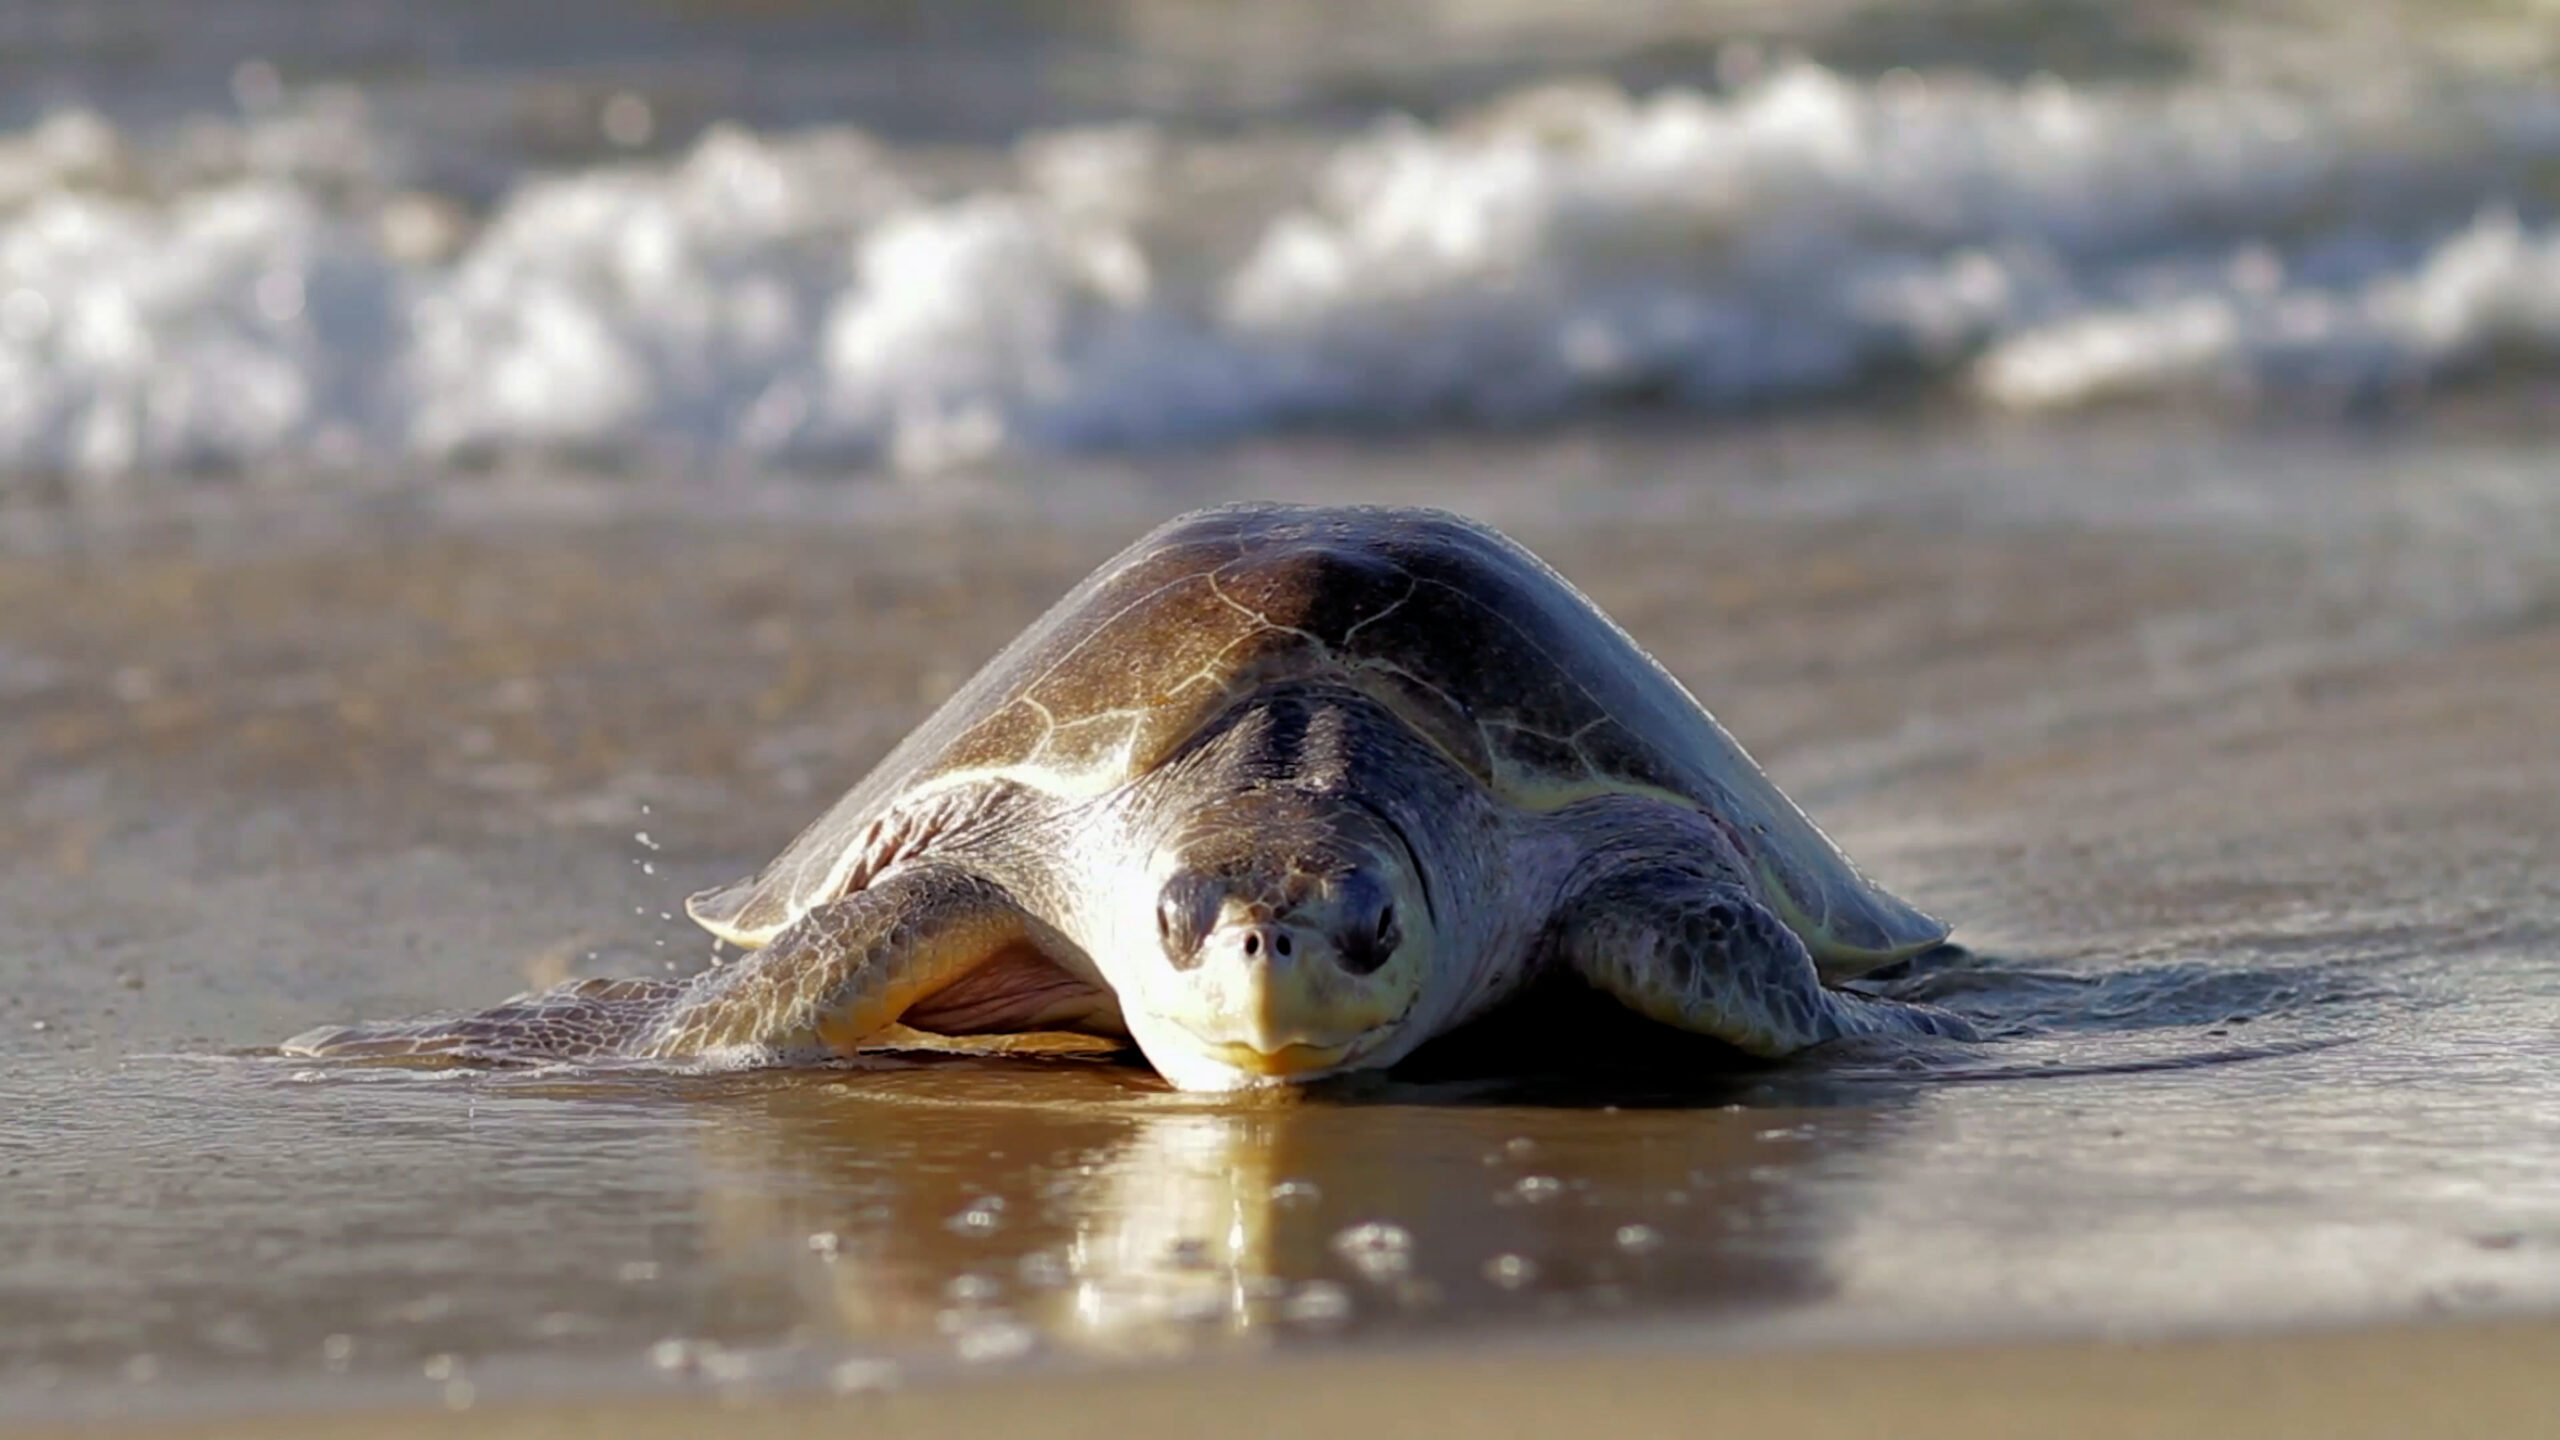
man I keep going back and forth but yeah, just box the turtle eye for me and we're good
[1157,875,1211,970]
[1337,901,1400,977]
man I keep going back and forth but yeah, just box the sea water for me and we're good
[1,0,2557,485]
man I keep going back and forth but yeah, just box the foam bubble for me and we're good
[1976,209,2560,408]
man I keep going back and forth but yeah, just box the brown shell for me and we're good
[690,504,1946,972]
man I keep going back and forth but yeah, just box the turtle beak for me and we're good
[1204,1037,1356,1078]
[1153,908,1396,1080]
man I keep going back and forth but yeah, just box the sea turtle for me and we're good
[288,504,1972,1090]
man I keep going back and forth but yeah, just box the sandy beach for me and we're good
[4,419,2556,1430]
[33,1319,2560,1440]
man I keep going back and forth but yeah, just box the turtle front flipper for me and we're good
[287,864,1060,1066]
[1556,866,1977,1057]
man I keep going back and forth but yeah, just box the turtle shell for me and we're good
[690,503,1946,975]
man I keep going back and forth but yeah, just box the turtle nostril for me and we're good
[1231,926,1298,962]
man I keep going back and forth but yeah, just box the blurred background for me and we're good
[0,0,2553,495]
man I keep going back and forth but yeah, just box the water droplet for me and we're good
[701,1349,774,1385]
[829,1357,900,1394]
[1613,1223,1664,1256]
[617,1260,661,1283]
[1268,1178,1322,1206]
[1280,1280,1353,1326]
[1483,1253,1538,1289]
[649,1339,701,1372]
[951,1317,1039,1364]
[320,1334,354,1365]
[1017,1250,1070,1288]
[442,1378,476,1410]
[1512,1175,1563,1203]
[945,1273,1002,1305]
[945,1195,1007,1237]
[421,1353,460,1381]
[1503,1137,1538,1160]
[532,1312,597,1339]
[806,1231,840,1259]
[1330,1220,1414,1282]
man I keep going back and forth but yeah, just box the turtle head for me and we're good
[1130,788,1437,1090]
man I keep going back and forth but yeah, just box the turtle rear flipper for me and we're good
[282,976,693,1065]
[288,864,1066,1067]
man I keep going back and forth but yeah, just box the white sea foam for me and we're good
[1975,209,2560,407]
[3,64,2557,483]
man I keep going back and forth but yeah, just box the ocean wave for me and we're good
[3,63,2558,482]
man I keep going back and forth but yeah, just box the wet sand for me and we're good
[4,423,2557,1428]
[33,1319,2560,1440]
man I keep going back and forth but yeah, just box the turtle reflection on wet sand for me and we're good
[289,504,1973,1092]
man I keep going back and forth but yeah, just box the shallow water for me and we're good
[3,418,2557,1421]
